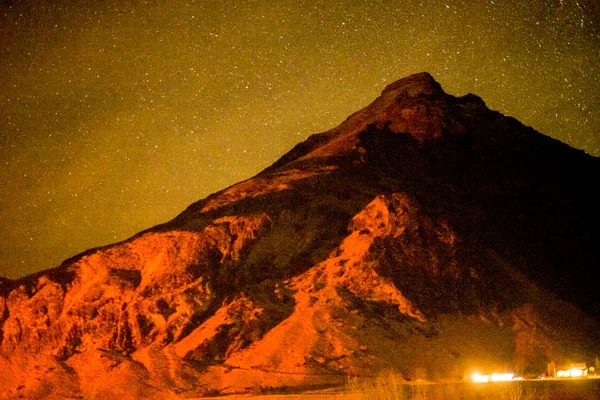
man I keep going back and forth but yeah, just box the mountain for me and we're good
[1,72,599,399]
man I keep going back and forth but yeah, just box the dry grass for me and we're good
[346,370,550,400]
[346,369,432,400]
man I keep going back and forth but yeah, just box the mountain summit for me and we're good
[1,73,599,398]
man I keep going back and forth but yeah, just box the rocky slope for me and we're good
[1,72,599,399]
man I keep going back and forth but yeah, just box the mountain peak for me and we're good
[267,73,472,170]
[382,72,444,97]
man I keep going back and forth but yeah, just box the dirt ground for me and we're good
[198,378,600,400]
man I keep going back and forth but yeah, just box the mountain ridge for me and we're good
[1,72,599,399]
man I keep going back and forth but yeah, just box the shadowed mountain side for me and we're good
[354,123,600,319]
[1,72,599,399]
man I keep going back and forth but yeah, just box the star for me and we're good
[0,0,598,278]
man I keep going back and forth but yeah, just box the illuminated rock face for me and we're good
[1,72,600,398]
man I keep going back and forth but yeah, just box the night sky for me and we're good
[1,0,599,279]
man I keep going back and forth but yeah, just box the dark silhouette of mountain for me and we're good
[1,72,599,398]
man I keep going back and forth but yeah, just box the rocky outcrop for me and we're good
[1,72,599,398]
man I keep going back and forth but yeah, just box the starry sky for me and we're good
[1,0,599,279]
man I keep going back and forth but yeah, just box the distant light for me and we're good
[472,372,516,383]
[491,373,514,382]
[472,373,489,383]
[570,368,583,377]
[557,370,569,378]
[557,367,587,378]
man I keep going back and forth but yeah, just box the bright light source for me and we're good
[472,373,489,383]
[472,371,516,383]
[491,373,514,382]
[570,368,583,377]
